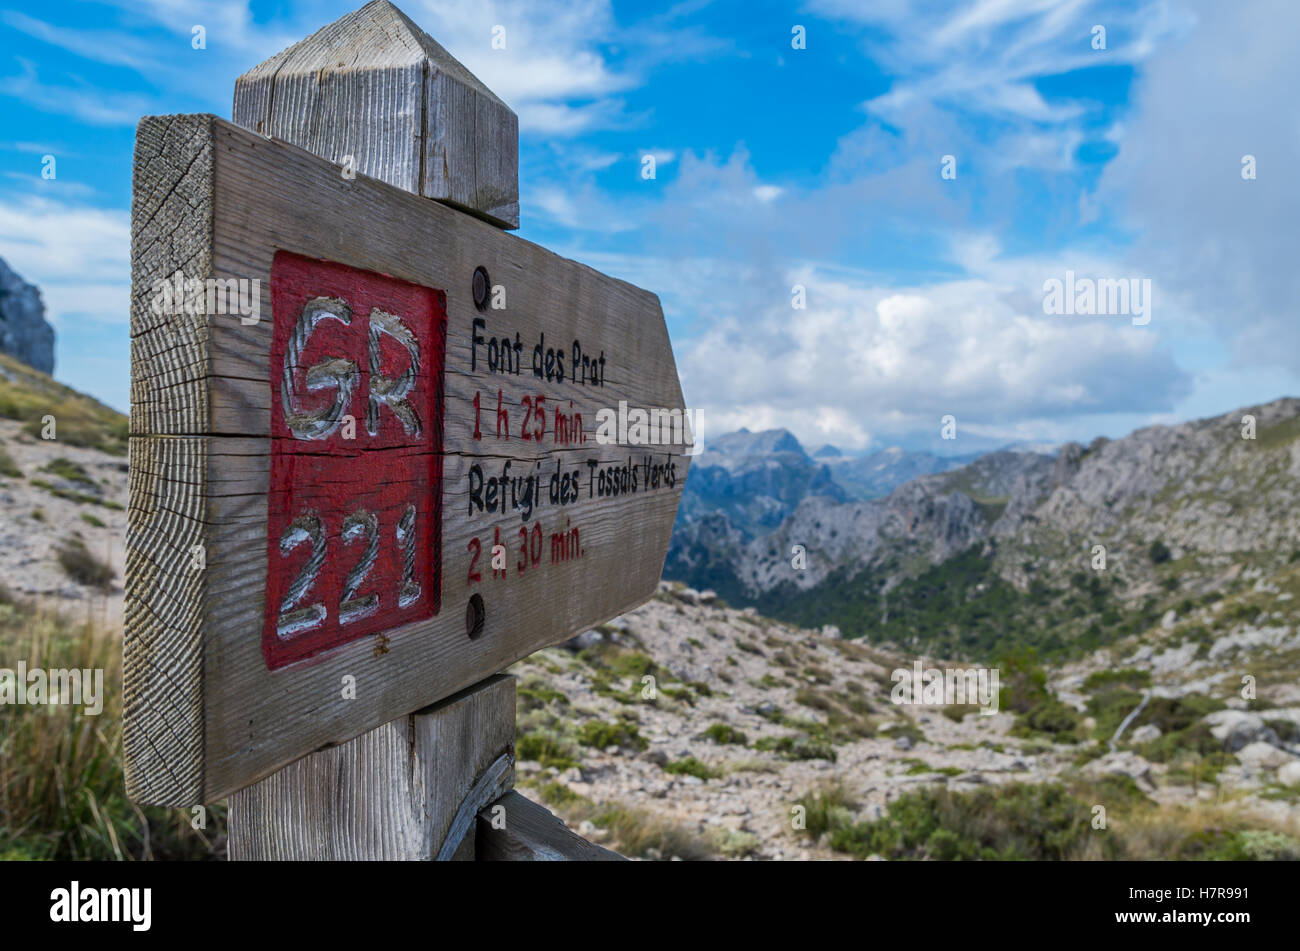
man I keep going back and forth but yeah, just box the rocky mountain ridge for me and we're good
[678,427,848,538]
[668,397,1300,660]
[0,257,55,375]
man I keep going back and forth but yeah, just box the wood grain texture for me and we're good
[232,0,519,229]
[228,674,514,860]
[125,114,690,806]
[123,114,215,805]
[476,791,626,861]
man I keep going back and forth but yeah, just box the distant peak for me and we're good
[705,427,808,461]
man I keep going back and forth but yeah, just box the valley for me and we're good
[2,347,1298,860]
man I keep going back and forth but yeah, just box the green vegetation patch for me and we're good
[0,442,20,478]
[702,722,748,746]
[754,733,837,762]
[809,783,1095,861]
[0,352,128,455]
[576,716,647,752]
[662,756,720,780]
[55,538,114,588]
[0,592,222,858]
[516,732,580,770]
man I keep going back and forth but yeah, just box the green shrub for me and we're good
[794,784,858,840]
[754,733,837,762]
[702,723,748,746]
[878,720,926,745]
[662,757,719,780]
[56,539,114,588]
[824,783,1094,861]
[0,444,20,478]
[1174,828,1300,861]
[1010,698,1081,742]
[516,732,579,770]
[1095,693,1227,748]
[1083,668,1151,692]
[576,718,646,752]
[29,478,122,509]
[997,648,1052,714]
[42,457,96,487]
[577,643,662,682]
[534,780,585,809]
[794,687,833,712]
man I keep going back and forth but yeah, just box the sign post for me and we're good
[124,0,689,859]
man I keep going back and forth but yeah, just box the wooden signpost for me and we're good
[124,0,689,859]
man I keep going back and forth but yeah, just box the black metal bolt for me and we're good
[466,593,486,639]
[472,266,490,311]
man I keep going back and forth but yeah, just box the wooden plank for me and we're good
[476,791,626,862]
[125,114,691,806]
[229,674,515,860]
[122,114,215,806]
[232,0,519,229]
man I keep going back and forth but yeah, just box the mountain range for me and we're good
[668,400,1300,660]
[3,313,1299,861]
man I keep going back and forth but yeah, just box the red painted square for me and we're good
[264,251,445,670]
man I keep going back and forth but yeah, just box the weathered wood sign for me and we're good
[124,113,690,806]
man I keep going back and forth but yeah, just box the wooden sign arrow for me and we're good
[124,114,691,806]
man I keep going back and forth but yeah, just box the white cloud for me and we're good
[673,255,1188,450]
[639,149,676,166]
[1095,0,1300,372]
[411,0,636,135]
[112,0,253,33]
[0,196,130,324]
[810,0,1186,177]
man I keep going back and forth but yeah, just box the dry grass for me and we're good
[1107,798,1300,860]
[0,352,127,455]
[0,440,20,479]
[530,779,715,860]
[797,771,1300,861]
[0,591,224,859]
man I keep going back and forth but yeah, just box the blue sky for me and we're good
[1,0,1297,453]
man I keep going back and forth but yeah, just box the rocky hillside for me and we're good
[0,257,55,375]
[4,347,1298,860]
[0,352,128,621]
[507,579,1300,860]
[668,398,1300,662]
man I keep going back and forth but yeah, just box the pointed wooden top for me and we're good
[234,0,519,229]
